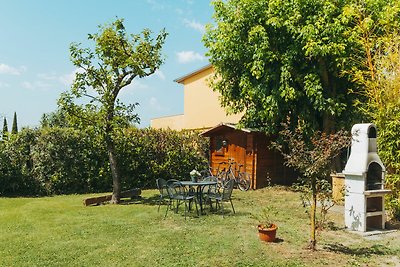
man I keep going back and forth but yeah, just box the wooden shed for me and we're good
[201,123,296,189]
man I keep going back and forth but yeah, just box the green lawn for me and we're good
[0,187,399,267]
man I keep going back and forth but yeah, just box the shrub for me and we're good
[31,127,110,195]
[0,129,40,196]
[116,128,209,189]
[385,174,400,220]
[0,126,209,196]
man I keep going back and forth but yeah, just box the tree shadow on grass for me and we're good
[323,243,399,257]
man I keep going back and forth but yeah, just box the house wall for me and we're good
[182,66,243,130]
[150,114,184,131]
[151,65,243,130]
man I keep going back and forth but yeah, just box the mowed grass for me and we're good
[0,187,399,267]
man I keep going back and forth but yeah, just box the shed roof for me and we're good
[200,123,255,137]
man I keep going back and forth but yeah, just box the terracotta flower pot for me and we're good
[257,224,277,242]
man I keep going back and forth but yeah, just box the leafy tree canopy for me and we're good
[204,0,400,134]
[58,18,167,203]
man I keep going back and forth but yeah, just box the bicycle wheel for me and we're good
[238,172,251,191]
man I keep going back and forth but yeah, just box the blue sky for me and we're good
[0,0,214,128]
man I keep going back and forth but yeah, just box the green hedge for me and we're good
[0,127,208,196]
[376,106,400,220]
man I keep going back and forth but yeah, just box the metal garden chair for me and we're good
[208,179,235,217]
[165,180,199,219]
[156,178,169,212]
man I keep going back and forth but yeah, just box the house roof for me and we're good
[174,64,213,84]
[200,123,254,137]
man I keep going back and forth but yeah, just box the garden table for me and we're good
[179,180,217,213]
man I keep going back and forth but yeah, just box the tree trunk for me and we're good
[107,137,121,204]
[309,177,317,251]
[105,107,121,204]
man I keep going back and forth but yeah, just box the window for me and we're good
[215,136,227,156]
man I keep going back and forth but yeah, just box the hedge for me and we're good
[0,127,208,196]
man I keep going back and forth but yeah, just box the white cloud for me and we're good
[183,19,206,33]
[0,82,10,88]
[176,51,205,64]
[155,70,166,80]
[119,79,149,98]
[21,80,52,90]
[175,8,184,15]
[130,79,149,91]
[59,69,84,86]
[21,81,34,90]
[0,63,26,75]
[149,97,162,111]
[37,68,83,86]
[37,72,57,80]
[146,0,164,10]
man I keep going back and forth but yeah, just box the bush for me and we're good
[0,129,40,196]
[0,127,209,196]
[31,127,110,195]
[116,128,209,189]
[385,174,400,220]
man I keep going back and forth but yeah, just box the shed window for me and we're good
[215,136,225,156]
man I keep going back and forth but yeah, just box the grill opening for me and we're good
[366,162,382,190]
[366,197,383,212]
[366,215,383,230]
[368,126,377,138]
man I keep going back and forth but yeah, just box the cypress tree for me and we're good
[2,117,8,140]
[11,112,18,134]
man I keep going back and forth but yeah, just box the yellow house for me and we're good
[150,64,243,130]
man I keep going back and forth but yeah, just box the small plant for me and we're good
[272,120,351,250]
[293,180,338,232]
[190,169,201,177]
[253,206,278,229]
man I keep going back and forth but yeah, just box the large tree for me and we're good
[59,19,167,203]
[203,0,395,134]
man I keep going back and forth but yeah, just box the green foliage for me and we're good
[273,122,351,180]
[0,128,40,196]
[31,127,109,195]
[347,15,400,218]
[11,112,18,134]
[61,18,168,132]
[385,174,400,220]
[0,126,208,196]
[2,117,8,141]
[59,18,168,202]
[115,128,208,189]
[273,121,351,250]
[203,0,374,133]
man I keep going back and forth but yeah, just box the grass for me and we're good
[0,187,399,266]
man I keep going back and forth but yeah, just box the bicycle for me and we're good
[216,158,251,191]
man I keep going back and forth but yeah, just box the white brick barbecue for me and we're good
[343,123,391,232]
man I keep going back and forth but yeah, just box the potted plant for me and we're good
[190,169,201,182]
[254,207,278,242]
